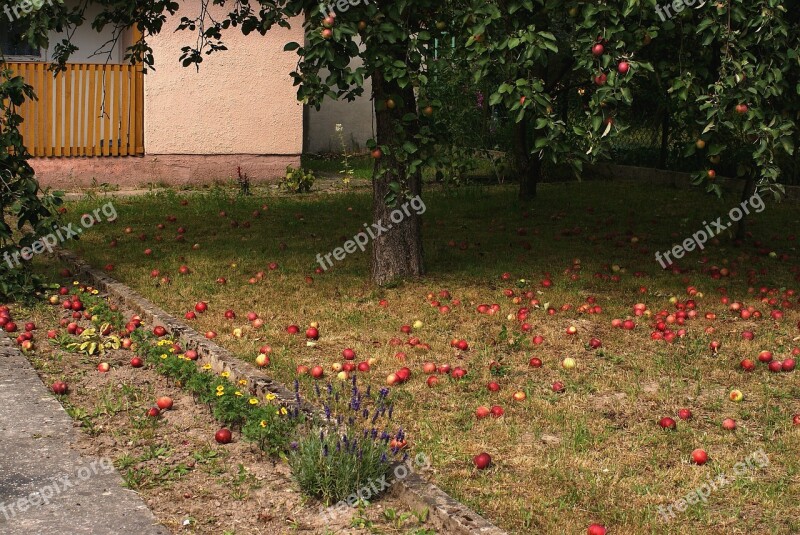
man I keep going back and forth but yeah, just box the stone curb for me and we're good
[55,249,508,535]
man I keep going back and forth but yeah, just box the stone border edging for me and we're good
[54,249,508,535]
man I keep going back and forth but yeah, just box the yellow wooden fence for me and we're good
[7,62,144,157]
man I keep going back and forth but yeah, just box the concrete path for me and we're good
[0,333,169,535]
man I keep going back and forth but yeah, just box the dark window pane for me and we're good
[0,19,41,57]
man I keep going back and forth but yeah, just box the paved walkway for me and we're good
[0,333,168,534]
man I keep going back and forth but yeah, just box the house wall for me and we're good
[144,4,304,157]
[42,2,128,64]
[303,62,374,154]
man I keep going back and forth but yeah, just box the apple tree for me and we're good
[644,1,798,239]
[459,1,650,200]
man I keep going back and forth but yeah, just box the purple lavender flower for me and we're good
[314,383,321,397]
[294,379,299,393]
[366,385,371,398]
[323,444,329,457]
[371,428,378,439]
[379,387,389,399]
[380,431,390,442]
[371,409,380,424]
[327,383,333,396]
[388,404,394,419]
[324,404,331,420]
[362,408,369,419]
[396,428,405,441]
[402,453,409,462]
[380,453,388,463]
[290,441,298,450]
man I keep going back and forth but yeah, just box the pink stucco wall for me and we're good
[145,4,304,155]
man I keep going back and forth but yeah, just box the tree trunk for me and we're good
[370,71,424,285]
[736,175,757,241]
[514,118,539,200]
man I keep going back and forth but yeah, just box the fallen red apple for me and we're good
[691,448,708,465]
[130,357,144,368]
[552,381,565,393]
[194,302,208,313]
[146,407,161,418]
[490,405,504,417]
[678,408,692,420]
[184,349,198,360]
[473,452,492,470]
[475,406,490,419]
[286,325,300,334]
[311,366,324,379]
[722,418,736,430]
[587,524,607,535]
[740,358,756,372]
[215,428,232,444]
[51,381,68,395]
[97,362,110,373]
[342,348,356,360]
[529,357,543,368]
[659,417,677,430]
[782,358,796,372]
[487,381,500,392]
[156,396,173,410]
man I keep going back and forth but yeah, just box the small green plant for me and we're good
[236,166,251,196]
[289,427,392,505]
[335,124,355,188]
[242,402,304,458]
[281,166,315,193]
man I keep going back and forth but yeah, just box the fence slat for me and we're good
[120,66,130,156]
[54,68,63,157]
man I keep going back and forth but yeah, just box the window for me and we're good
[0,18,41,57]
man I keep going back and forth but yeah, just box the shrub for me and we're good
[289,427,392,505]
[281,166,315,193]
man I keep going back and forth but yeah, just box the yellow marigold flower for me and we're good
[249,398,259,405]
[169,348,176,353]
[280,407,288,415]
[216,391,224,397]
[234,391,242,397]
[73,281,79,285]
[265,393,277,401]
[216,385,225,391]
[160,354,168,359]
[238,379,247,386]
[202,364,212,370]
[92,290,99,295]
[221,371,230,378]
[259,420,267,428]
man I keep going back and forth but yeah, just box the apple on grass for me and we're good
[97,362,110,373]
[722,418,736,430]
[157,396,173,410]
[729,389,744,402]
[691,448,708,465]
[473,452,492,470]
[51,381,68,395]
[587,524,607,535]
[255,353,270,367]
[659,417,677,430]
